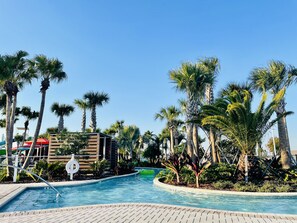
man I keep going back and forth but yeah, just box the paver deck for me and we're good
[1,203,297,223]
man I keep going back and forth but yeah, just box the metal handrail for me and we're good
[0,164,61,198]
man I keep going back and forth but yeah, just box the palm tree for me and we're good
[155,106,181,154]
[249,61,297,169]
[74,99,88,132]
[170,62,210,158]
[202,89,290,180]
[199,57,220,163]
[22,55,67,169]
[51,103,74,132]
[83,91,109,133]
[20,106,39,146]
[0,51,36,175]
[118,125,140,160]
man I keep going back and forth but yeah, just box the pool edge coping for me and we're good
[154,177,297,197]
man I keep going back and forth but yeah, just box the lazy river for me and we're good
[1,169,297,214]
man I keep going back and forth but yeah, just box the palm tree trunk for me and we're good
[192,124,199,159]
[82,108,86,132]
[186,123,193,157]
[9,94,18,147]
[5,93,13,176]
[210,127,218,163]
[22,90,46,169]
[186,94,195,158]
[58,115,64,132]
[90,105,96,132]
[277,113,291,169]
[275,99,291,169]
[169,127,174,154]
[21,120,29,146]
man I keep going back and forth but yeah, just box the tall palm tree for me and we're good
[170,62,210,158]
[20,106,39,146]
[0,51,36,175]
[249,61,297,169]
[83,91,109,133]
[155,106,181,154]
[118,125,140,160]
[22,55,67,169]
[51,103,74,132]
[74,99,88,132]
[202,89,290,180]
[199,57,220,163]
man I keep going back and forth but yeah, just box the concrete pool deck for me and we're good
[1,203,297,223]
[1,174,297,223]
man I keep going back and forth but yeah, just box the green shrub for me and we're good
[115,160,135,175]
[90,159,109,177]
[0,167,7,182]
[212,181,234,190]
[200,163,236,183]
[180,167,195,185]
[234,182,258,192]
[258,181,276,192]
[156,169,175,184]
[276,184,294,192]
[32,159,66,181]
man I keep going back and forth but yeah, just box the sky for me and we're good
[0,0,297,150]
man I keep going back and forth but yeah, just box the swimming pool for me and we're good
[1,169,297,214]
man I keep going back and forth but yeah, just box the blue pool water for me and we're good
[1,170,297,214]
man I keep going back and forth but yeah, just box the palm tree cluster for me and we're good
[158,57,297,185]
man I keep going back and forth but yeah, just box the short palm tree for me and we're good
[202,89,290,180]
[51,103,74,132]
[20,106,39,145]
[170,62,210,158]
[199,57,220,163]
[249,60,297,169]
[74,99,88,132]
[23,55,67,169]
[118,125,140,160]
[84,91,109,133]
[155,106,181,154]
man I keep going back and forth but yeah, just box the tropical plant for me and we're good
[183,153,211,188]
[142,142,162,164]
[51,102,74,132]
[23,55,67,169]
[83,91,109,133]
[55,132,89,156]
[155,106,181,154]
[31,159,66,181]
[90,159,109,177]
[202,88,291,181]
[249,60,297,169]
[74,99,88,132]
[162,153,186,184]
[118,125,140,160]
[0,51,36,175]
[266,137,280,155]
[114,159,135,175]
[170,61,211,159]
[20,106,39,145]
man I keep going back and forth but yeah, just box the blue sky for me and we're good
[0,1,297,150]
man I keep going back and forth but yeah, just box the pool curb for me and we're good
[154,177,297,197]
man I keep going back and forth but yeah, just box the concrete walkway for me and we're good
[1,203,297,223]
